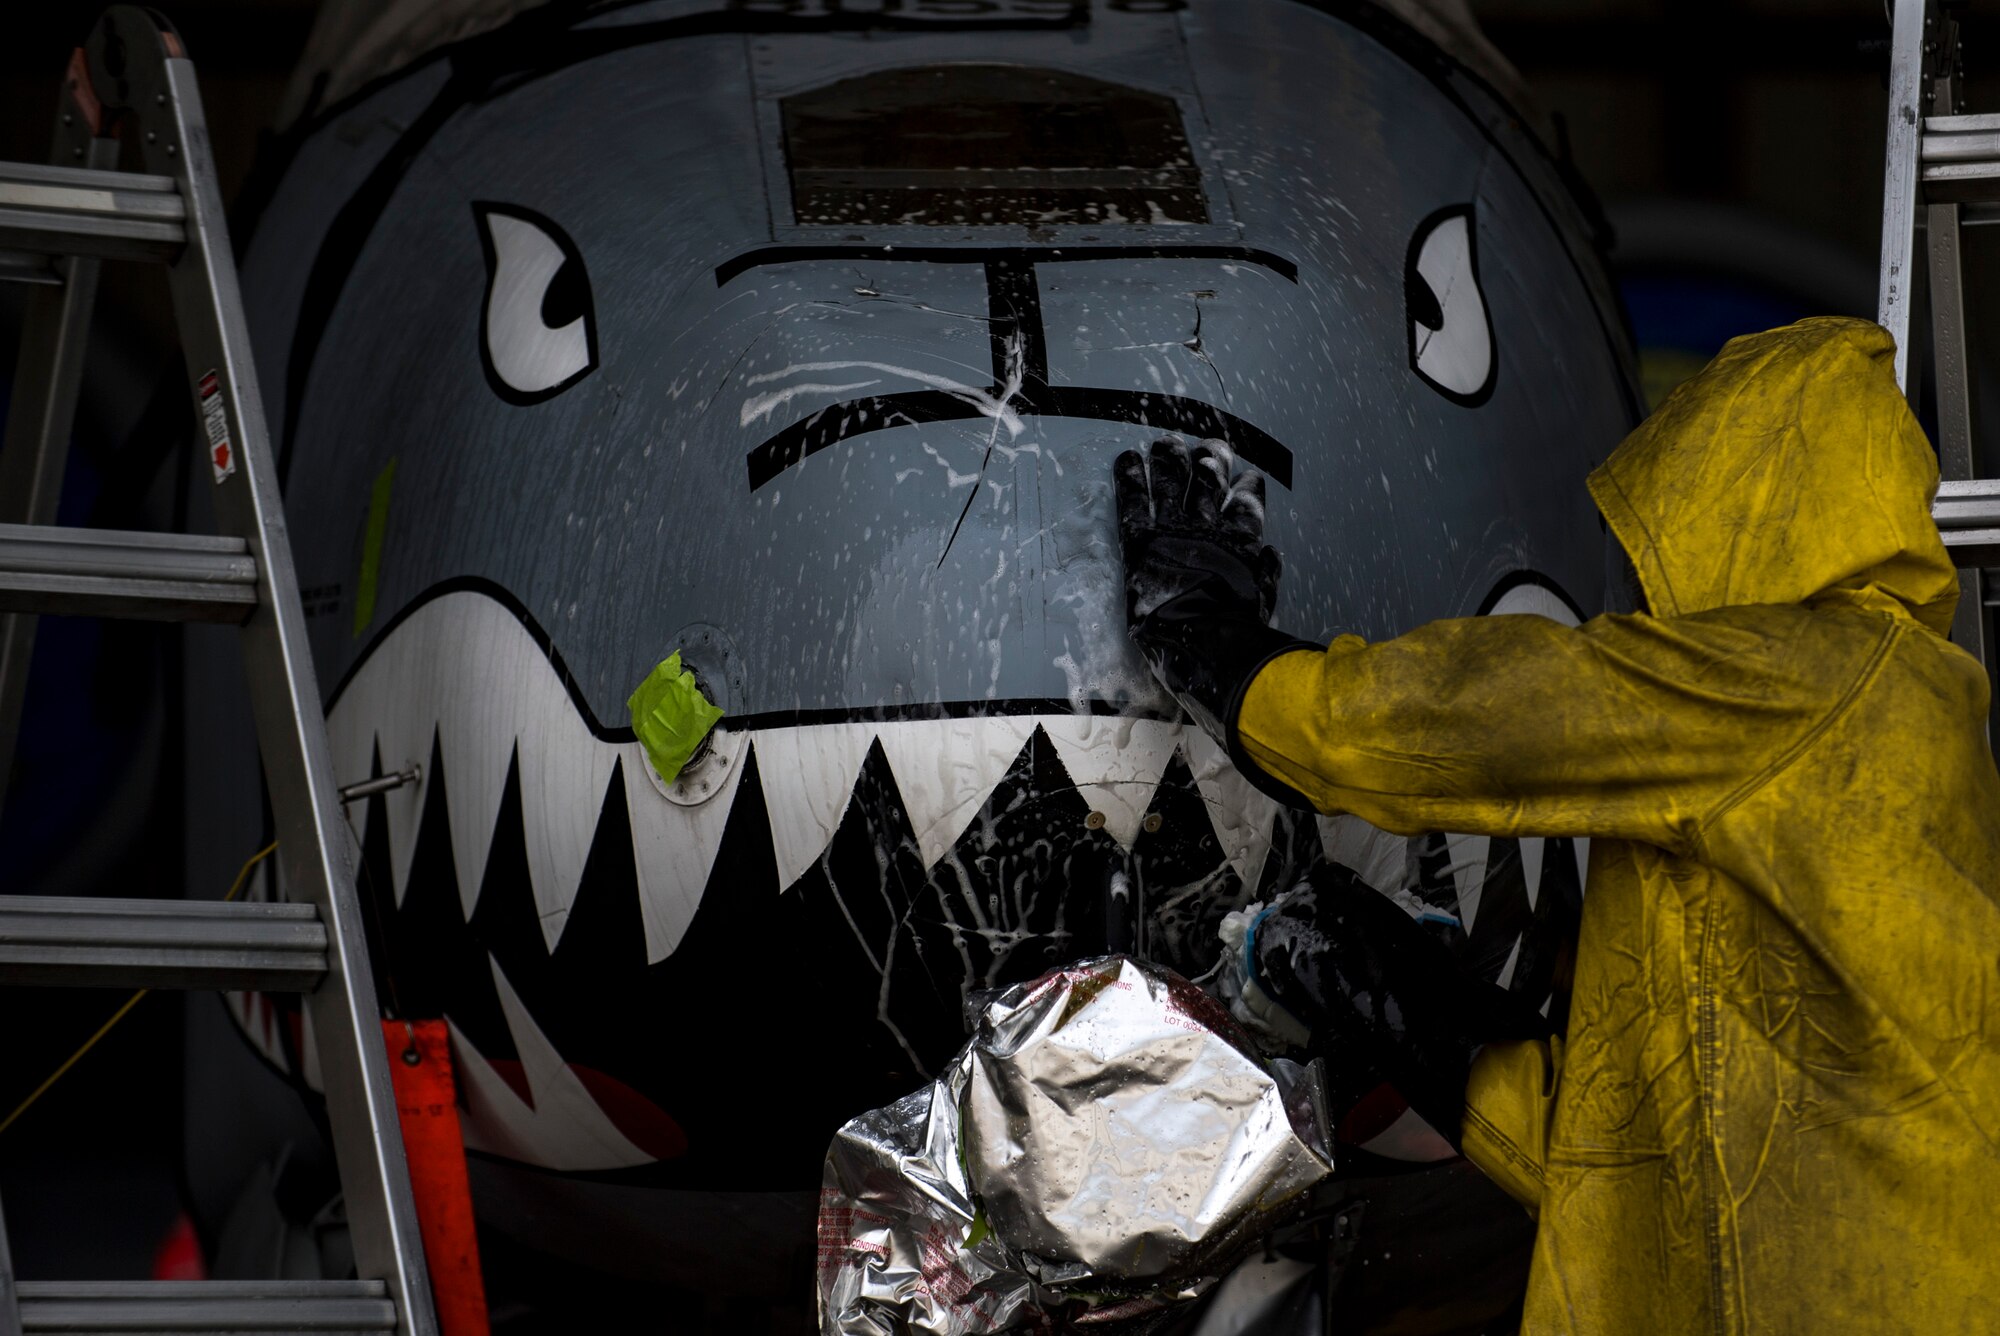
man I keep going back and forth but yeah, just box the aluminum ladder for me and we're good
[1880,0,2000,685]
[0,8,436,1334]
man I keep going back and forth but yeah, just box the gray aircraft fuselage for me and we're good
[187,0,1638,1311]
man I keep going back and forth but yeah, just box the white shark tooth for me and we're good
[1486,581,1580,624]
[353,663,435,905]
[438,593,576,919]
[329,590,531,910]
[258,995,286,1071]
[451,957,653,1172]
[1317,814,1407,895]
[324,692,376,853]
[1182,731,1282,891]
[625,731,749,963]
[448,1022,536,1166]
[755,723,876,892]
[1520,837,1545,910]
[1480,585,1584,919]
[1040,716,1181,849]
[1520,836,1591,909]
[226,990,290,1074]
[1494,932,1524,991]
[515,704,622,951]
[875,716,1036,868]
[436,722,514,920]
[373,697,436,906]
[1444,832,1491,930]
[326,659,433,905]
[1353,1103,1456,1163]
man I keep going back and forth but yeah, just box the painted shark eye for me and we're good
[1405,204,1494,405]
[474,202,598,404]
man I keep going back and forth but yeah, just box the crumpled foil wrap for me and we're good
[818,955,1333,1335]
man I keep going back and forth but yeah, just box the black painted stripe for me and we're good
[714,244,1300,287]
[742,385,1293,490]
[744,390,984,489]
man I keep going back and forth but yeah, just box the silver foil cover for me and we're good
[818,956,1332,1335]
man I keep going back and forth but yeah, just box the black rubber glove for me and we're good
[1251,863,1554,1149]
[1115,437,1316,804]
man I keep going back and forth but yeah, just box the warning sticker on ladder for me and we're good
[199,369,235,483]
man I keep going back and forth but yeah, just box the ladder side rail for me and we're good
[1923,28,1993,678]
[81,13,435,1334]
[0,52,109,1336]
[0,1195,16,1336]
[1882,0,1932,392]
[0,60,120,816]
[1929,209,1973,474]
[1930,204,1993,668]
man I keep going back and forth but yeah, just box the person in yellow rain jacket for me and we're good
[1114,316,2000,1333]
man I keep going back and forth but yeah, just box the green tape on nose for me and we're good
[353,457,397,638]
[628,651,725,786]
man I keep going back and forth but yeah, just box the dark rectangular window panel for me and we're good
[782,65,1209,227]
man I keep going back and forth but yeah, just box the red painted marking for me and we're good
[212,442,231,473]
[567,1062,688,1161]
[478,1056,686,1160]
[64,50,101,135]
[1337,1080,1412,1145]
[387,1020,491,1336]
[151,1212,206,1281]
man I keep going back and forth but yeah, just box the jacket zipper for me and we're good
[1696,890,1729,1335]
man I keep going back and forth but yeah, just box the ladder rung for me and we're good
[0,896,328,991]
[16,1279,394,1333]
[1940,530,2000,566]
[1927,112,2000,137]
[0,247,61,285]
[1935,481,2000,567]
[0,523,258,623]
[1921,117,2000,202]
[1923,127,2000,163]
[1919,162,2000,203]
[0,161,186,262]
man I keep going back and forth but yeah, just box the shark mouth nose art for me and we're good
[226,582,1587,1181]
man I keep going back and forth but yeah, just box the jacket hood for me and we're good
[1587,317,1959,634]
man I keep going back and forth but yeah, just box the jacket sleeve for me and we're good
[1235,606,1891,851]
[1460,1036,1563,1217]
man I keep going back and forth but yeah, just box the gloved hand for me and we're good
[1115,437,1316,801]
[1249,863,1554,1150]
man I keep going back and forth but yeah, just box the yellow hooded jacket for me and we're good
[1237,318,2000,1333]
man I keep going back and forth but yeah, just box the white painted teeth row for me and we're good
[322,591,1308,962]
